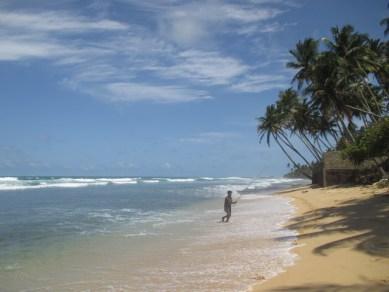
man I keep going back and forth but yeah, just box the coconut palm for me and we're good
[289,99,323,161]
[274,89,317,165]
[368,38,389,94]
[287,38,319,90]
[257,24,388,180]
[257,105,312,179]
[324,26,384,118]
[380,17,389,36]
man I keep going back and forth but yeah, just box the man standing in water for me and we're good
[222,190,237,222]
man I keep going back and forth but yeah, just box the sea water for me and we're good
[0,176,307,291]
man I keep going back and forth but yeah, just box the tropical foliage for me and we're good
[257,24,389,179]
[284,163,313,179]
[342,117,389,164]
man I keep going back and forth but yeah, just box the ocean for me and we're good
[0,176,307,291]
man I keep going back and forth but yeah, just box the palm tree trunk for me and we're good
[344,104,381,119]
[293,132,321,162]
[337,112,356,143]
[278,132,313,166]
[365,84,382,116]
[315,138,326,153]
[302,132,323,159]
[357,88,378,122]
[361,114,369,128]
[317,136,332,152]
[328,129,340,145]
[358,65,383,117]
[273,134,312,179]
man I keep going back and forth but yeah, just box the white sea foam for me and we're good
[120,208,139,213]
[57,178,96,183]
[165,178,196,183]
[0,177,140,191]
[142,179,160,183]
[0,182,98,190]
[0,177,19,182]
[129,188,299,292]
[124,231,158,237]
[219,176,251,181]
[95,178,138,184]
[240,194,270,200]
[0,176,305,193]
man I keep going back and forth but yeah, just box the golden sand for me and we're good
[252,185,389,291]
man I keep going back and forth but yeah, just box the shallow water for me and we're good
[0,176,306,291]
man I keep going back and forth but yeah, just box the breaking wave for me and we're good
[0,177,138,191]
[0,176,306,191]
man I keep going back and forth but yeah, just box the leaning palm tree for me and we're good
[274,89,315,166]
[257,105,312,179]
[289,99,324,161]
[310,114,337,149]
[305,50,357,143]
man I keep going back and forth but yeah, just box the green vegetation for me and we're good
[342,117,389,164]
[257,23,388,180]
[284,163,313,179]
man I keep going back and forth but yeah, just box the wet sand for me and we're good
[252,184,389,291]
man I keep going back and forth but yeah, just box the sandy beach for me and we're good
[253,184,389,291]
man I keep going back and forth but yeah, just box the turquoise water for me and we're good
[0,176,306,291]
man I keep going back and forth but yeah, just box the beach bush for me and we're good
[342,117,389,164]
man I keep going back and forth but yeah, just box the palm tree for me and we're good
[257,105,312,179]
[368,38,389,94]
[274,89,316,166]
[305,50,357,143]
[289,99,324,161]
[380,17,389,36]
[324,26,384,119]
[380,2,389,35]
[257,24,388,181]
[287,38,319,90]
[302,26,386,142]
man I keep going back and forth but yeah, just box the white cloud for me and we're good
[180,132,238,144]
[0,36,115,61]
[0,10,128,33]
[235,22,296,36]
[0,8,126,61]
[155,1,285,46]
[0,38,68,61]
[231,74,288,93]
[221,4,282,23]
[157,50,249,85]
[99,82,211,103]
[158,11,210,47]
[68,63,132,82]
[0,2,296,103]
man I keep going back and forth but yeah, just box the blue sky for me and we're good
[0,0,387,177]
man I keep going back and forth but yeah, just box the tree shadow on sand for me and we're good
[280,188,389,258]
[270,283,389,292]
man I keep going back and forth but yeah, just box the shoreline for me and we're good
[251,184,389,291]
[0,178,302,291]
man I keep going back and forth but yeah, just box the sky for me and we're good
[0,0,387,177]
